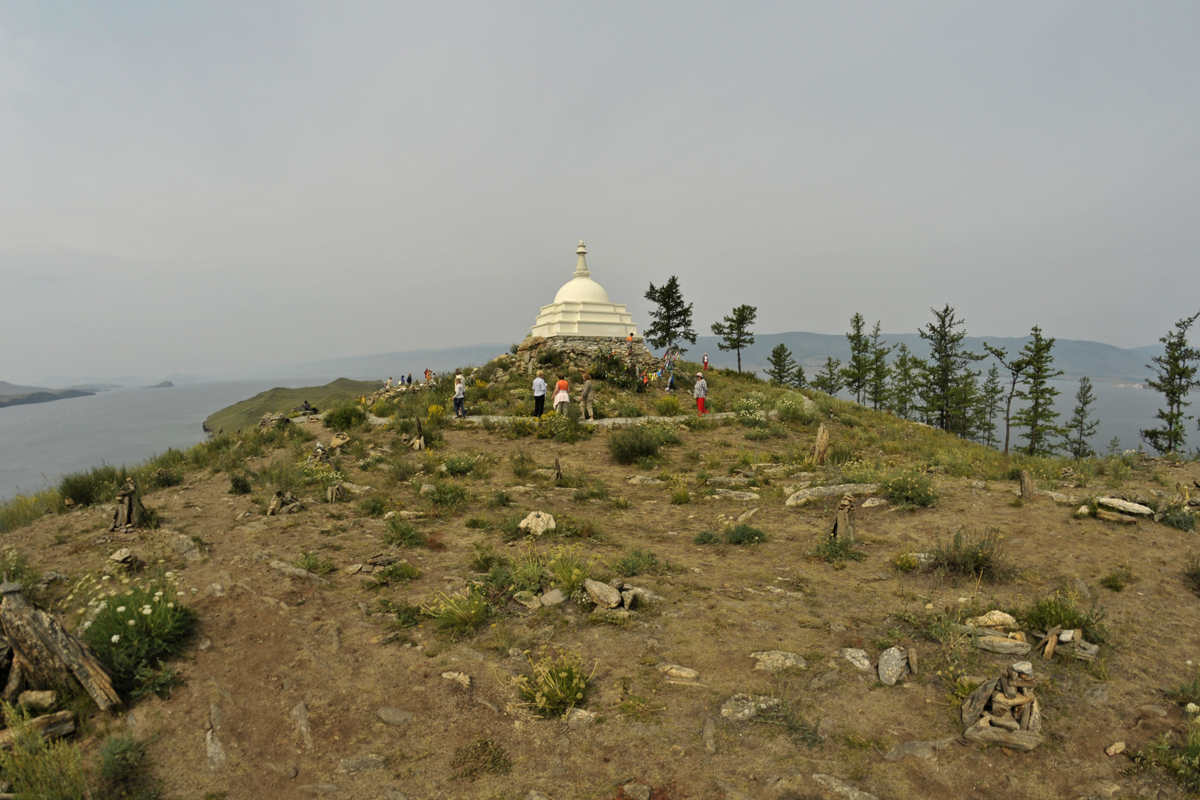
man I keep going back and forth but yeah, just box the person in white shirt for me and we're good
[532,371,547,417]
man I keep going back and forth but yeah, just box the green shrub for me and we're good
[510,449,535,478]
[489,490,513,507]
[926,528,1013,582]
[775,394,814,424]
[744,428,770,441]
[881,472,937,507]
[80,578,198,698]
[0,491,62,535]
[59,464,127,507]
[557,515,602,540]
[383,518,427,548]
[428,481,469,511]
[693,530,719,545]
[0,705,88,799]
[377,598,423,629]
[98,734,160,799]
[422,590,491,640]
[514,648,593,718]
[537,348,564,367]
[295,551,335,576]
[450,736,512,782]
[1163,509,1196,532]
[1099,566,1135,592]
[1129,716,1200,793]
[612,549,660,577]
[147,469,182,490]
[1167,670,1200,707]
[228,474,252,496]
[443,454,477,477]
[324,402,367,432]
[655,396,682,417]
[469,542,504,573]
[609,426,661,464]
[546,545,593,596]
[1016,594,1108,644]
[724,524,767,545]
[670,489,690,505]
[358,497,387,517]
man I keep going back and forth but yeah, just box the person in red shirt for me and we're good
[553,375,571,415]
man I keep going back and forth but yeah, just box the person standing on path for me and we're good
[578,373,596,420]
[693,372,708,415]
[532,371,547,417]
[385,377,393,389]
[553,374,571,415]
[703,353,709,372]
[453,375,466,418]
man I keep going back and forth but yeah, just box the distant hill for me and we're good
[145,381,175,389]
[203,377,382,433]
[683,332,1160,384]
[228,343,511,382]
[0,381,95,410]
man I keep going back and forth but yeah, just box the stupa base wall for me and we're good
[515,335,662,377]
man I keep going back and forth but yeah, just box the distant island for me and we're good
[145,381,175,389]
[0,381,95,410]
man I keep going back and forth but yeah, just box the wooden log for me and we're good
[0,710,75,751]
[964,722,1042,752]
[813,424,830,466]
[0,587,121,711]
[1019,470,1035,500]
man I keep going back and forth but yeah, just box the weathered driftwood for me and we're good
[813,424,830,466]
[1019,470,1035,501]
[0,710,75,751]
[963,722,1042,752]
[0,586,121,711]
[830,494,855,543]
[1,659,23,705]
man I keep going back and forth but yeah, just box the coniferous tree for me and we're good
[1062,376,1100,459]
[841,313,871,404]
[916,305,985,435]
[976,364,1003,449]
[947,369,982,440]
[865,321,894,411]
[643,277,697,355]
[982,343,1030,456]
[765,343,798,385]
[811,356,845,396]
[711,305,757,373]
[1011,326,1065,457]
[1140,311,1200,455]
[888,343,920,420]
[792,364,807,389]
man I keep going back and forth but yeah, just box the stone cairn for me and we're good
[109,478,149,532]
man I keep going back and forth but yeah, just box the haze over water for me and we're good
[0,377,1169,504]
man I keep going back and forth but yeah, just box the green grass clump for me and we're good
[443,454,477,476]
[383,518,428,548]
[1099,566,1135,592]
[608,426,661,464]
[1166,670,1200,708]
[510,449,535,478]
[0,490,62,535]
[557,515,602,540]
[926,528,1013,582]
[80,578,198,698]
[428,481,469,511]
[1163,509,1196,532]
[546,546,593,596]
[449,736,513,782]
[655,396,682,417]
[59,464,127,507]
[810,535,866,564]
[489,490,513,507]
[0,705,89,800]
[228,474,252,495]
[670,489,690,505]
[1129,717,1200,793]
[880,472,937,508]
[295,551,335,576]
[323,402,367,432]
[368,562,420,589]
[468,542,504,573]
[1186,554,1200,596]
[724,523,767,545]
[514,648,593,718]
[611,549,660,577]
[422,590,491,640]
[98,734,161,799]
[1016,593,1108,644]
[377,598,423,629]
[693,530,720,545]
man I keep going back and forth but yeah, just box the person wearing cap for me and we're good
[693,372,708,415]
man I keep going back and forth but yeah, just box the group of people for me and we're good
[531,371,597,419]
[383,374,417,390]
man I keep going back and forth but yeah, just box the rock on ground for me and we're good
[750,651,806,672]
[720,693,779,721]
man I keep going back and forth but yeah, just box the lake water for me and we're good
[0,376,1177,503]
[0,378,335,502]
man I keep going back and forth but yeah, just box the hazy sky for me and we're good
[3,2,1199,384]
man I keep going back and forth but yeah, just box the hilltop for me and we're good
[0,380,95,409]
[202,377,382,433]
[0,358,1198,799]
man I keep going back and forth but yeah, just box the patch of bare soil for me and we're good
[7,414,1200,800]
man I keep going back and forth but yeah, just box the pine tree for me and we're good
[1011,326,1065,457]
[976,364,1003,448]
[982,343,1030,456]
[765,343,798,385]
[865,321,894,411]
[916,305,984,435]
[792,364,807,389]
[841,313,871,404]
[1062,376,1100,459]
[643,277,697,355]
[811,357,844,396]
[946,368,982,440]
[888,343,920,421]
[1140,311,1200,455]
[711,305,757,373]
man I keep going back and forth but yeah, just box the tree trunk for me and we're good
[813,424,830,466]
[0,587,121,711]
[1019,470,1035,501]
[0,710,75,751]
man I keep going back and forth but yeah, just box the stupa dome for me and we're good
[530,241,638,339]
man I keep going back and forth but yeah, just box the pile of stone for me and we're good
[961,661,1044,751]
[838,646,918,685]
[266,491,304,516]
[583,578,661,620]
[514,335,662,377]
[955,610,1100,662]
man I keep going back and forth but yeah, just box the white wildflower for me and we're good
[142,606,152,615]
[127,619,135,627]
[116,606,126,613]
[1187,702,1199,715]
[167,602,175,609]
[110,634,120,643]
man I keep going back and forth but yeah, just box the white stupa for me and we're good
[530,241,639,339]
